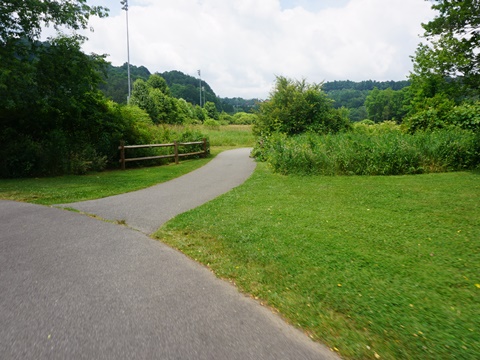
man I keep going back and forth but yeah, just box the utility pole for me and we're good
[121,0,131,104]
[198,69,202,107]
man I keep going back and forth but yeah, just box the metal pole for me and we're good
[198,69,202,107]
[121,1,131,104]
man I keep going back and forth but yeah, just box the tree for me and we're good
[0,2,121,177]
[130,75,185,124]
[412,0,480,97]
[0,1,108,50]
[147,73,170,95]
[364,87,406,123]
[204,101,219,120]
[254,76,350,136]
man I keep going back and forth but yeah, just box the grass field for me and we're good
[0,157,213,205]
[155,164,480,359]
[193,124,255,148]
[2,124,478,359]
[0,125,253,205]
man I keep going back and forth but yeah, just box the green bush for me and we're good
[254,76,350,136]
[403,95,480,133]
[352,120,401,135]
[203,119,221,130]
[231,112,257,125]
[254,129,480,176]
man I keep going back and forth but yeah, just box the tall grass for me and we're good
[255,129,480,176]
[167,124,255,148]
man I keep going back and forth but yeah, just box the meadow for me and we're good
[156,163,480,359]
[1,124,478,359]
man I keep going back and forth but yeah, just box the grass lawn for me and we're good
[155,164,480,360]
[0,157,213,205]
[0,124,254,205]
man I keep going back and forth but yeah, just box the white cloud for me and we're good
[79,0,436,98]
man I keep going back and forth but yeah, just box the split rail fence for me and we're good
[119,138,208,170]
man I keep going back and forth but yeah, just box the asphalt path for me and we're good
[58,148,257,235]
[0,148,339,359]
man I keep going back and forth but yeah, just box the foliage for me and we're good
[231,112,258,125]
[156,166,480,360]
[99,63,150,103]
[254,76,350,137]
[161,70,222,109]
[323,81,410,123]
[0,0,108,43]
[203,119,221,130]
[415,0,480,96]
[220,97,260,114]
[253,129,480,176]
[130,75,188,124]
[403,96,480,133]
[364,87,407,123]
[352,120,401,135]
[323,79,410,92]
[204,101,219,120]
[0,34,122,177]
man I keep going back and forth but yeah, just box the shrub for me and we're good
[352,120,402,135]
[231,112,257,125]
[203,119,221,130]
[254,129,479,176]
[403,95,480,133]
[254,76,350,136]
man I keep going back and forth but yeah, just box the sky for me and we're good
[68,0,437,99]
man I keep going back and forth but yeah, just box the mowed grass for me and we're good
[155,164,480,359]
[0,157,213,205]
[0,125,253,205]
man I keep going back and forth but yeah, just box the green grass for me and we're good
[0,157,213,205]
[155,164,480,359]
[195,124,255,147]
[0,124,254,205]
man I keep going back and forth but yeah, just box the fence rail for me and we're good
[119,138,207,170]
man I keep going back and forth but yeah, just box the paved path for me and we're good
[0,149,339,359]
[58,148,257,235]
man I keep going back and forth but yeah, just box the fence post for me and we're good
[203,138,207,158]
[119,140,126,170]
[174,141,179,164]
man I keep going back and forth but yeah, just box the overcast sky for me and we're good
[74,0,437,99]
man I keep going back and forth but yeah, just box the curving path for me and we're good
[58,148,257,235]
[0,149,339,360]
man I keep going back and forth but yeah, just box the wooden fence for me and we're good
[119,138,208,170]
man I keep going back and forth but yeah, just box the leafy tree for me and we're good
[255,76,350,136]
[130,75,186,124]
[364,87,406,123]
[147,73,170,95]
[194,105,207,122]
[130,79,156,119]
[411,0,479,98]
[204,101,219,120]
[0,0,108,43]
[99,63,150,103]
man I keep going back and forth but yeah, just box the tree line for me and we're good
[1,0,478,178]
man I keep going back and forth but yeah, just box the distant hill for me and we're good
[99,63,151,104]
[323,80,410,92]
[99,63,408,118]
[322,80,410,122]
[100,64,260,113]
